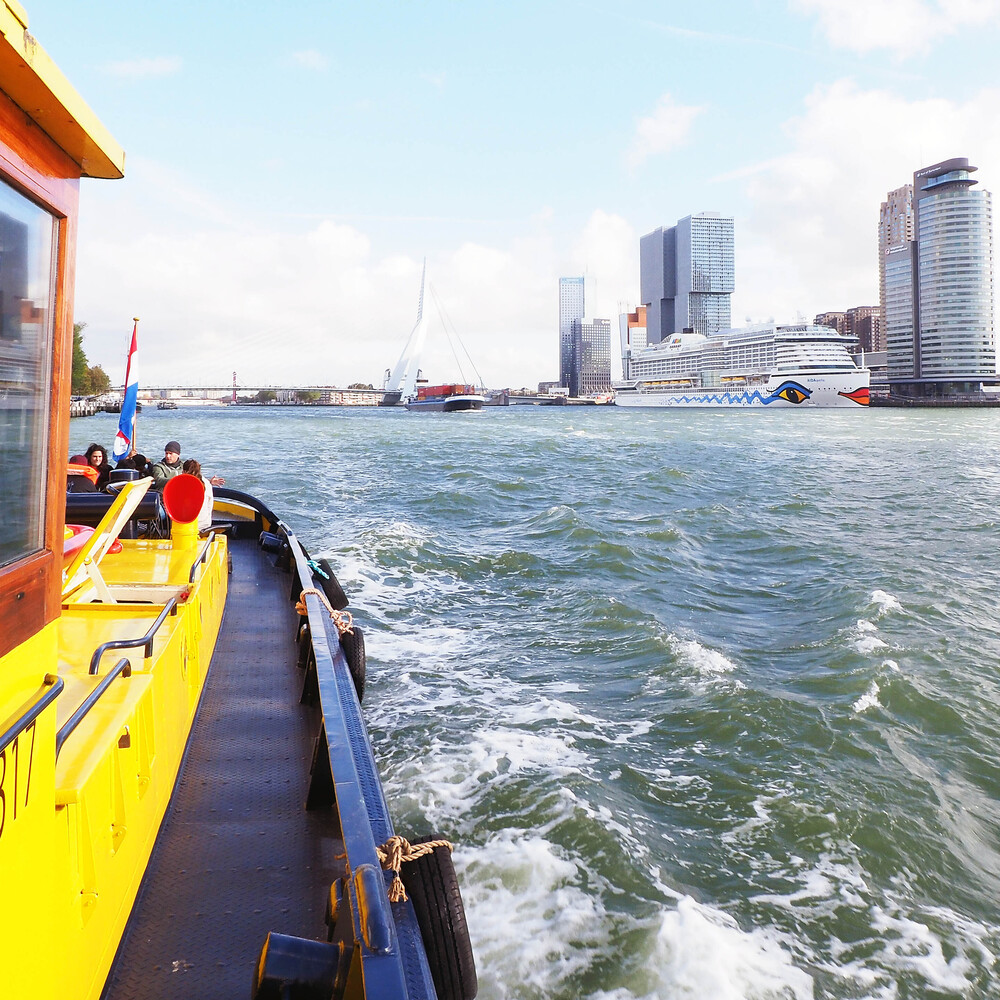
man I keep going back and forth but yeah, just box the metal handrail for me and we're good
[188,535,216,583]
[0,674,64,754]
[88,596,179,675]
[56,658,131,758]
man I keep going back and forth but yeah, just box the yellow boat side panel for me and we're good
[0,622,61,996]
[1,534,229,1000]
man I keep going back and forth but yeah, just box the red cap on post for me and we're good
[162,473,205,523]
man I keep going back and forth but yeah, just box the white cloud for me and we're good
[73,163,634,392]
[791,0,1000,54]
[627,94,704,169]
[730,80,1000,324]
[102,56,182,78]
[570,211,639,319]
[292,50,329,71]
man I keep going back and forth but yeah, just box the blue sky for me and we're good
[30,0,1000,388]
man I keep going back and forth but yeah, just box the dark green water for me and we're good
[74,406,1000,998]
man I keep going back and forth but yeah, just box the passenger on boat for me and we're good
[67,454,99,492]
[182,459,214,531]
[84,442,113,489]
[151,440,183,489]
[128,452,152,477]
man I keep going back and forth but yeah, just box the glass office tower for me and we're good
[640,213,734,344]
[559,276,585,393]
[885,158,995,396]
[915,163,994,384]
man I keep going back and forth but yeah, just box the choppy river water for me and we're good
[74,405,1000,999]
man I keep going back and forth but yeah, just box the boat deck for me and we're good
[102,535,344,999]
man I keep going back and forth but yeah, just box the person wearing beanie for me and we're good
[151,440,183,489]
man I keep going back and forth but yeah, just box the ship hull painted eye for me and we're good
[766,380,812,404]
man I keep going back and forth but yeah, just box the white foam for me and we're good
[458,836,816,1000]
[380,725,593,830]
[853,635,890,655]
[641,896,814,1000]
[721,795,780,845]
[454,832,611,998]
[870,590,904,617]
[853,682,881,713]
[669,636,744,690]
[819,902,998,996]
[610,720,654,745]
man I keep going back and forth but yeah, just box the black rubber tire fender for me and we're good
[315,557,349,610]
[400,836,478,1000]
[339,626,366,704]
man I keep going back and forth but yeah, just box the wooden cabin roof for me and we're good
[0,1,124,178]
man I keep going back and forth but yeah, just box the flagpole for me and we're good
[131,317,139,455]
[112,318,140,465]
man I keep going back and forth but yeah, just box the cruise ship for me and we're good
[614,323,870,408]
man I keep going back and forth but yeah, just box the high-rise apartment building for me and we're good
[878,184,914,333]
[884,245,914,380]
[814,311,847,336]
[640,213,734,344]
[559,276,585,392]
[883,158,995,395]
[815,306,882,352]
[574,318,613,396]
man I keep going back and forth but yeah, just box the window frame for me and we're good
[0,87,81,659]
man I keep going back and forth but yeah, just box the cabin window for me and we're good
[0,178,57,570]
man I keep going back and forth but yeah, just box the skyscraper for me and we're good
[559,276,585,391]
[574,317,612,396]
[878,184,914,334]
[884,158,995,395]
[640,213,734,344]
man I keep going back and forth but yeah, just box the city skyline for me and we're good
[30,1,1000,388]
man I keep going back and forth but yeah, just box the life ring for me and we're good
[399,836,478,1000]
[63,524,123,559]
[63,524,94,559]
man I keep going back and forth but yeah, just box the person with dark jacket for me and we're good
[67,454,98,492]
[84,443,112,490]
[151,440,183,489]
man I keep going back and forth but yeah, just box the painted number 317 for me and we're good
[0,721,36,840]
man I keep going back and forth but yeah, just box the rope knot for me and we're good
[374,836,454,903]
[295,586,354,635]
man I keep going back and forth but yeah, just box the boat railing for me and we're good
[277,520,439,999]
[55,658,131,758]
[88,596,180,675]
[188,535,217,583]
[0,673,64,754]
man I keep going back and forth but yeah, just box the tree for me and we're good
[348,382,374,390]
[295,390,321,403]
[87,365,111,394]
[255,389,277,404]
[71,322,89,394]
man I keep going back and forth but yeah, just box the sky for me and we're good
[28,0,1000,390]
